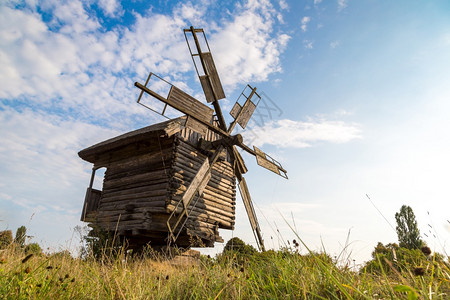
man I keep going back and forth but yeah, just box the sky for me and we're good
[1,0,449,265]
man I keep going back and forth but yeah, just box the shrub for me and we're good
[0,230,13,249]
[25,242,42,255]
[223,237,257,256]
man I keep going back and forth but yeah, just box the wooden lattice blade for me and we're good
[237,176,265,251]
[135,80,214,125]
[184,27,225,103]
[229,85,260,131]
[253,146,288,179]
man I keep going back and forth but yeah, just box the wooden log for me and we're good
[175,140,234,172]
[105,166,169,181]
[97,206,166,217]
[102,178,169,194]
[166,203,234,225]
[99,199,167,211]
[100,190,168,203]
[172,181,235,204]
[168,196,234,216]
[102,182,169,197]
[104,147,174,175]
[173,164,235,185]
[103,170,170,189]
[172,171,235,192]
[166,204,233,228]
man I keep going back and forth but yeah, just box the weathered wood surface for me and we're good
[166,86,214,124]
[80,122,238,247]
[78,118,185,163]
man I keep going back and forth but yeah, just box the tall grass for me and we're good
[1,239,449,299]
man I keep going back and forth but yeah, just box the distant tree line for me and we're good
[0,225,41,254]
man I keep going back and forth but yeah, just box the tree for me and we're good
[395,205,424,249]
[14,226,27,247]
[223,237,256,257]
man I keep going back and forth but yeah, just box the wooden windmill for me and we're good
[79,27,287,251]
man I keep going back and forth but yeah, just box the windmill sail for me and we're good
[237,176,265,251]
[184,27,225,103]
[253,146,288,179]
[135,73,214,125]
[229,85,261,131]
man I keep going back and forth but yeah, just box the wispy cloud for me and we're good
[337,0,348,12]
[279,0,289,10]
[303,39,314,49]
[243,117,362,148]
[330,40,340,48]
[301,16,311,32]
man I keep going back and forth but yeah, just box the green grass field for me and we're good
[1,239,449,299]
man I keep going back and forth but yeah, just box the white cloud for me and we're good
[279,0,288,10]
[330,40,340,48]
[0,1,290,127]
[303,39,314,49]
[337,0,348,12]
[98,0,123,17]
[314,0,323,4]
[244,117,362,148]
[208,0,291,89]
[301,16,310,32]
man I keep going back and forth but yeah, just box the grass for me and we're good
[1,241,449,299]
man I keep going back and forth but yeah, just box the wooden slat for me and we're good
[238,177,257,229]
[167,86,214,124]
[185,116,208,136]
[201,52,225,101]
[181,157,210,208]
[237,99,257,129]
[254,146,281,175]
[230,102,241,119]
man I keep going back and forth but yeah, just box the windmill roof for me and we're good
[78,117,186,163]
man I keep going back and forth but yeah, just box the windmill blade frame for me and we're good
[237,175,265,251]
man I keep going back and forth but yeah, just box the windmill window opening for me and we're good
[92,167,106,191]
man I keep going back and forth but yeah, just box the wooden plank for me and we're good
[237,99,257,129]
[238,177,257,230]
[254,146,281,175]
[81,188,101,222]
[202,52,225,101]
[181,157,210,208]
[200,76,214,104]
[167,86,214,124]
[230,102,241,119]
[185,116,209,136]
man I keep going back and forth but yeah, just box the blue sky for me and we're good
[1,0,449,264]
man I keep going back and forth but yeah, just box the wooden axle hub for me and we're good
[198,134,243,151]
